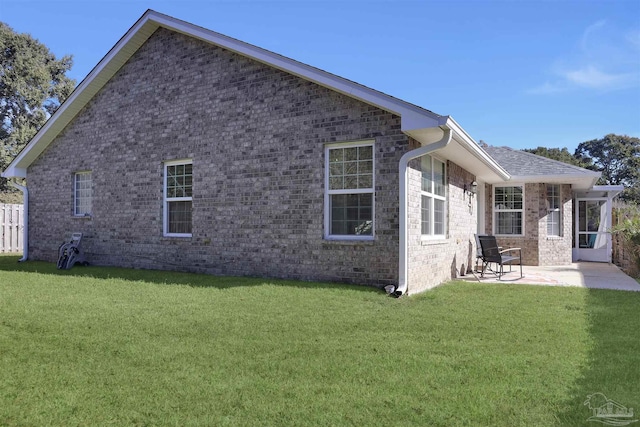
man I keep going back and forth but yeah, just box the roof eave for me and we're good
[404,117,510,183]
[575,185,624,199]
[508,172,601,190]
[156,11,442,120]
[1,167,26,179]
[3,9,450,179]
[3,11,161,178]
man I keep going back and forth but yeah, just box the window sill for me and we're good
[73,214,92,220]
[420,238,447,246]
[546,236,564,240]
[323,239,374,246]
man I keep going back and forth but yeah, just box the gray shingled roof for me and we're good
[483,146,598,177]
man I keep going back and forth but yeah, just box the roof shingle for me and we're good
[483,146,598,177]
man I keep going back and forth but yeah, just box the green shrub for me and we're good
[611,204,640,276]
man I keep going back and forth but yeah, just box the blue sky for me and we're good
[2,0,639,152]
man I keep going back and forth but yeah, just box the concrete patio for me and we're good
[463,262,640,291]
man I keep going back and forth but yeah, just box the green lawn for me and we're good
[1,255,639,426]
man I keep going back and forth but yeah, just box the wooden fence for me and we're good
[611,202,639,278]
[1,204,24,253]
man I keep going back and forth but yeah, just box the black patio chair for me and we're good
[477,235,522,280]
[474,234,502,273]
[474,234,485,273]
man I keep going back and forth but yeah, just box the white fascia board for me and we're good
[152,12,443,123]
[509,173,600,190]
[400,110,447,134]
[404,116,510,184]
[2,12,160,178]
[591,184,624,191]
[1,167,26,179]
[3,9,447,178]
[509,173,601,182]
[575,185,624,199]
[444,117,510,181]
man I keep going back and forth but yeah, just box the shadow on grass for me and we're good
[556,288,640,425]
[0,255,383,294]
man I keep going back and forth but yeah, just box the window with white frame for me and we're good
[547,184,561,236]
[421,155,447,237]
[325,142,374,238]
[494,185,524,235]
[74,171,92,216]
[164,160,193,236]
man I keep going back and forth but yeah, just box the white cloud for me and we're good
[526,81,567,95]
[529,21,640,95]
[580,20,606,52]
[563,65,637,90]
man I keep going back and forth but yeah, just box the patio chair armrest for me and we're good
[499,247,522,255]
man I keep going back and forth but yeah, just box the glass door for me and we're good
[576,199,609,262]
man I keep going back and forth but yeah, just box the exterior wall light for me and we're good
[470,181,478,195]
[464,181,478,208]
[465,181,478,196]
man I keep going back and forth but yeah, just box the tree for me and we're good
[611,203,640,278]
[522,135,640,204]
[576,134,640,204]
[1,22,75,192]
[522,146,588,168]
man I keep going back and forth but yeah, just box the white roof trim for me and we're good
[509,173,601,181]
[2,9,505,182]
[445,117,509,180]
[591,185,624,192]
[575,185,624,199]
[3,12,162,178]
[508,172,600,190]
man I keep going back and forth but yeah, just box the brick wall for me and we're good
[28,28,409,287]
[407,159,477,293]
[484,182,573,265]
[537,184,572,265]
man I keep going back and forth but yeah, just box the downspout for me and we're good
[394,127,452,297]
[9,179,28,262]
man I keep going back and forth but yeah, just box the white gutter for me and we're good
[394,127,453,297]
[9,179,28,262]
